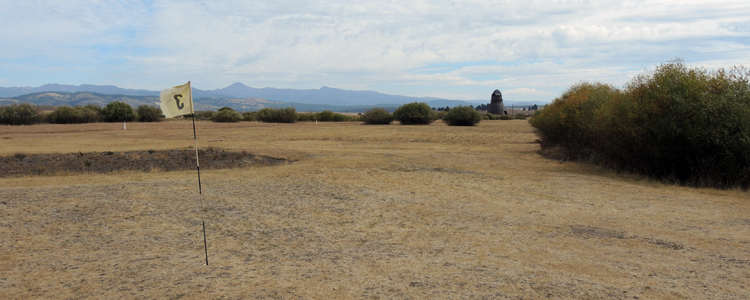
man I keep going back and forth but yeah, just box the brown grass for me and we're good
[1,120,749,299]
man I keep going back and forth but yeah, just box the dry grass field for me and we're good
[1,120,749,299]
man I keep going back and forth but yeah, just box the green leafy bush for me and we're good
[194,111,214,120]
[360,108,394,125]
[393,102,438,125]
[47,106,101,124]
[47,106,82,124]
[0,103,43,125]
[297,110,354,122]
[317,110,335,121]
[514,114,527,120]
[136,105,163,122]
[498,114,512,120]
[442,105,482,126]
[530,59,750,189]
[212,109,242,122]
[242,111,257,121]
[218,107,235,112]
[484,113,499,120]
[256,107,298,123]
[102,101,137,122]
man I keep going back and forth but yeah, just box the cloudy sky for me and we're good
[1,0,748,102]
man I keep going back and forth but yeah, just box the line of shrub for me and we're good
[529,59,750,189]
[255,107,298,123]
[0,101,164,125]
[298,110,357,122]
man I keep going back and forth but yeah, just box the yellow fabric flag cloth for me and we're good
[159,82,194,118]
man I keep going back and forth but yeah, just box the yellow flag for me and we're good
[159,82,194,118]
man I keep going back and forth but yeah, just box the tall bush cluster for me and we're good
[393,102,438,125]
[256,107,298,123]
[103,101,137,122]
[0,103,43,125]
[442,105,482,126]
[211,107,241,123]
[360,108,394,125]
[47,105,102,124]
[136,105,163,122]
[298,110,356,122]
[530,59,750,189]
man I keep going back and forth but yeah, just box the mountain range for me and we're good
[0,83,547,112]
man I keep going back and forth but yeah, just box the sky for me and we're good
[1,1,749,102]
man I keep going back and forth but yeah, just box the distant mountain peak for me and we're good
[228,82,249,88]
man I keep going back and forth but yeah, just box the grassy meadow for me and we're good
[1,120,749,299]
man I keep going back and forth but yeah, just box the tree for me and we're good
[103,101,137,122]
[393,102,438,125]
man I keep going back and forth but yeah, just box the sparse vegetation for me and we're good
[393,102,438,125]
[530,59,750,189]
[360,108,394,125]
[442,105,482,126]
[1,120,747,299]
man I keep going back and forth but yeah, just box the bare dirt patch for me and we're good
[0,147,287,177]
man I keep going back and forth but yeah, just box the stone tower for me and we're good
[488,89,506,115]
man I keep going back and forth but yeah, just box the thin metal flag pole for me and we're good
[190,85,208,266]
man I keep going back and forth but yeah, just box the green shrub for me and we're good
[242,111,257,121]
[484,113,499,120]
[393,102,438,125]
[514,114,527,120]
[360,108,394,125]
[0,103,43,125]
[136,105,163,122]
[317,110,335,122]
[102,101,137,122]
[218,107,235,112]
[79,106,101,123]
[256,107,298,123]
[47,105,102,124]
[194,111,214,120]
[498,114,512,120]
[530,59,750,189]
[211,109,242,122]
[442,105,482,126]
[47,106,81,124]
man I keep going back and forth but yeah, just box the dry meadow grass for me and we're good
[1,120,749,299]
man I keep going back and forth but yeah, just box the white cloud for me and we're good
[1,0,749,101]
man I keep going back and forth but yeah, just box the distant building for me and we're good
[488,89,506,115]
